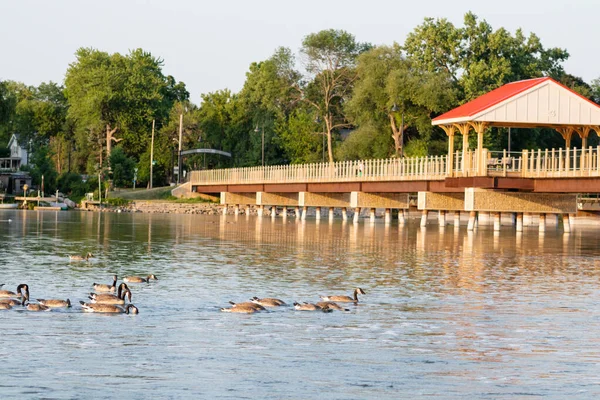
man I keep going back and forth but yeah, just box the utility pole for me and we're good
[150,119,155,189]
[178,113,183,184]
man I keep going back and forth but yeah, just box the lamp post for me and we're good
[133,167,138,190]
[391,103,404,158]
[177,113,183,184]
[254,123,264,167]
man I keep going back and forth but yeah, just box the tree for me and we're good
[404,12,569,101]
[109,146,136,188]
[297,29,371,163]
[346,45,455,157]
[64,47,188,172]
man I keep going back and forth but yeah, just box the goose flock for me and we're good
[0,269,159,314]
[221,288,366,314]
[1,253,366,316]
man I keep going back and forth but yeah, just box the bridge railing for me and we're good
[189,146,600,186]
[190,155,448,185]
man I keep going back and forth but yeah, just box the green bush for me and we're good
[105,197,130,207]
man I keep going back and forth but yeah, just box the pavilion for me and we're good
[432,77,600,176]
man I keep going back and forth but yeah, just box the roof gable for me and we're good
[432,77,600,127]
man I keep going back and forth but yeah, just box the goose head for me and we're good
[17,284,29,301]
[125,304,139,314]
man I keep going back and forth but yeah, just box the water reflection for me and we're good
[1,210,600,398]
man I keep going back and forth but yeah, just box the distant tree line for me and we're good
[1,12,599,196]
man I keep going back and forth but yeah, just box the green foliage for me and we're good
[25,146,58,194]
[64,47,188,163]
[337,124,394,160]
[275,109,324,164]
[346,44,455,157]
[109,146,136,188]
[404,11,569,100]
[105,197,130,207]
[57,172,85,197]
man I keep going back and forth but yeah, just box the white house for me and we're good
[1,134,29,170]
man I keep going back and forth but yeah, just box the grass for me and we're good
[109,186,175,200]
[108,186,215,203]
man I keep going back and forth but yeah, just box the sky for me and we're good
[1,0,598,103]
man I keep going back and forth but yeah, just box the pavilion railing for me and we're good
[520,146,600,178]
[189,155,448,185]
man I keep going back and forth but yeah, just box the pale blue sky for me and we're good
[1,0,598,103]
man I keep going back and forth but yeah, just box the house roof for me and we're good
[432,77,600,127]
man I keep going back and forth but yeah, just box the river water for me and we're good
[1,209,600,399]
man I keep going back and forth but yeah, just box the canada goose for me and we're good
[228,301,265,311]
[37,298,71,308]
[0,284,4,288]
[0,298,22,306]
[220,304,260,313]
[22,298,50,311]
[0,302,12,310]
[293,302,333,312]
[250,297,286,307]
[80,301,139,314]
[123,274,158,283]
[89,283,131,305]
[315,301,349,311]
[0,284,29,300]
[69,252,93,261]
[320,288,366,303]
[93,275,117,292]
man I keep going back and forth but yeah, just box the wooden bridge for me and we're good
[179,77,600,233]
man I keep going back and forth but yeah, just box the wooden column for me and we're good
[456,124,470,175]
[442,125,456,176]
[469,122,488,176]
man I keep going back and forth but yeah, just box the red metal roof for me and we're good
[432,77,551,122]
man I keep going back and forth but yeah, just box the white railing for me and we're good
[189,146,600,186]
[521,147,600,178]
[190,156,448,185]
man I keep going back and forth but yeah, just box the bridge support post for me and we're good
[295,206,300,219]
[493,212,501,231]
[370,208,376,223]
[282,207,288,219]
[438,210,446,226]
[398,209,406,225]
[516,213,523,232]
[315,207,321,221]
[454,211,460,227]
[420,210,428,227]
[467,211,476,231]
[222,205,227,216]
[234,205,240,216]
[353,208,360,224]
[329,207,334,222]
[342,208,348,221]
[384,209,391,225]
[301,206,307,221]
[562,214,571,233]
[539,213,546,232]
[258,205,264,217]
[270,206,277,218]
